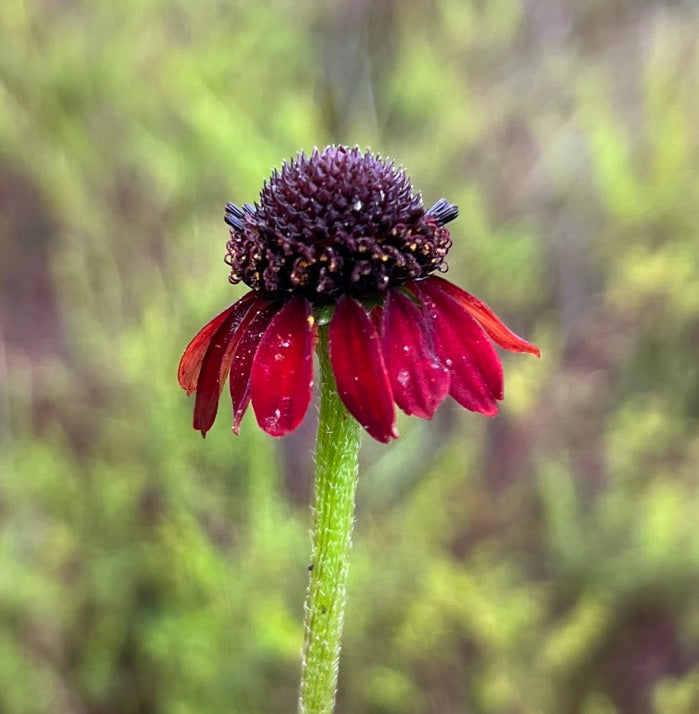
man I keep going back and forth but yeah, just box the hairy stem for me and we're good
[298,328,360,714]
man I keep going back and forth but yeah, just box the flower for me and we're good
[178,146,539,442]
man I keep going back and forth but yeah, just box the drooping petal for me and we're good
[412,280,503,416]
[329,295,397,443]
[425,276,540,356]
[178,293,255,394]
[191,293,260,436]
[381,289,450,419]
[250,297,317,437]
[228,300,281,434]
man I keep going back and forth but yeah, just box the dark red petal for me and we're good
[228,300,280,434]
[329,296,397,443]
[412,281,503,416]
[251,297,317,437]
[178,295,254,394]
[425,276,540,357]
[191,294,260,436]
[370,304,383,332]
[381,289,450,419]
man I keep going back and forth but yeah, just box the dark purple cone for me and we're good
[224,146,456,301]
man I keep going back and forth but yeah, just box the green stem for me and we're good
[298,327,360,714]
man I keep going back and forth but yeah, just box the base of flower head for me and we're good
[178,277,539,443]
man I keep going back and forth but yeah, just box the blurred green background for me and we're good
[1,1,698,712]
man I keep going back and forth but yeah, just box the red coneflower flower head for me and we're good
[179,146,539,442]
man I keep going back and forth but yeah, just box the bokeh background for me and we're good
[1,1,699,712]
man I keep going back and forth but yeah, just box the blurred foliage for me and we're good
[1,0,699,713]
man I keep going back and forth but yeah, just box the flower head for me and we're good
[179,146,539,442]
